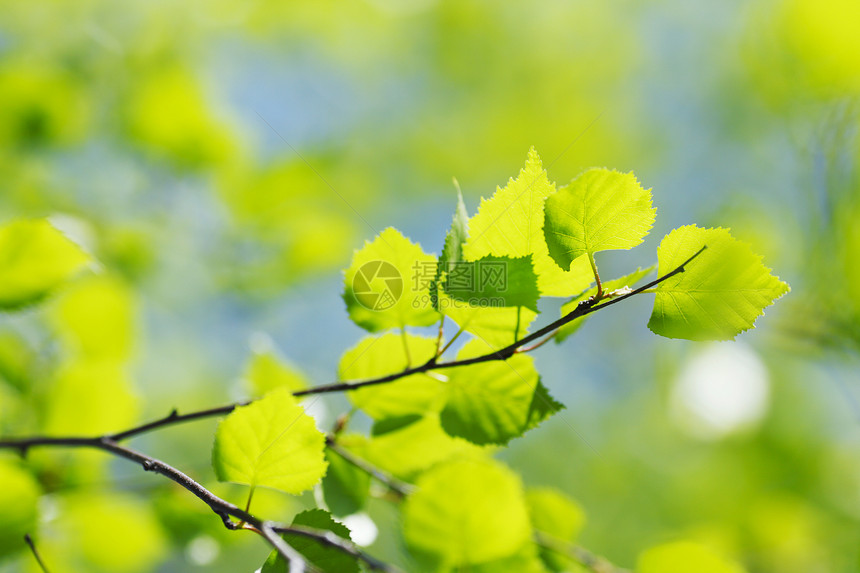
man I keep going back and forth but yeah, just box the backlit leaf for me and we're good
[440,340,563,445]
[648,226,790,340]
[463,148,593,297]
[340,333,444,419]
[544,168,655,270]
[322,434,371,517]
[344,227,439,331]
[0,219,90,310]
[212,387,327,495]
[637,541,746,573]
[0,461,39,558]
[403,457,531,567]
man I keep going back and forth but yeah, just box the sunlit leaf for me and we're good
[556,266,654,342]
[440,340,563,445]
[0,461,39,558]
[0,219,90,310]
[343,227,439,331]
[637,541,746,573]
[361,414,484,480]
[49,274,136,361]
[403,457,531,567]
[463,148,593,297]
[648,226,790,340]
[544,168,655,270]
[442,255,540,311]
[212,388,327,495]
[243,348,308,396]
[340,333,443,419]
[262,509,359,573]
[440,300,537,351]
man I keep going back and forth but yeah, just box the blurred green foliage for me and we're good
[0,0,859,571]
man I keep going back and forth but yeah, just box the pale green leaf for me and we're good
[0,461,40,557]
[0,219,90,310]
[403,457,531,567]
[648,226,790,340]
[440,340,563,445]
[432,188,470,310]
[343,227,439,331]
[544,168,655,270]
[262,509,359,573]
[212,387,327,494]
[463,148,593,297]
[637,541,746,573]
[243,349,308,396]
[361,414,484,480]
[340,333,444,419]
[556,266,655,342]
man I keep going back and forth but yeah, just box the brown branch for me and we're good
[0,437,395,573]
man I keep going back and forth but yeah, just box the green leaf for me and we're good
[442,255,540,311]
[322,434,371,517]
[402,457,531,567]
[556,266,655,342]
[544,168,655,271]
[440,340,563,445]
[0,219,90,310]
[637,541,746,573]
[527,488,587,572]
[243,348,308,396]
[463,148,593,297]
[432,188,470,310]
[647,225,790,340]
[0,461,40,557]
[361,414,484,480]
[262,509,359,573]
[343,227,439,332]
[212,387,327,495]
[340,333,444,419]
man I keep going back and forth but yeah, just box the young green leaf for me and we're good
[439,296,537,350]
[343,227,439,332]
[648,225,789,340]
[261,509,359,573]
[544,168,655,273]
[464,148,593,297]
[441,255,540,311]
[556,266,655,342]
[0,219,91,310]
[637,541,746,573]
[440,340,563,445]
[340,333,444,419]
[212,387,327,495]
[402,457,531,567]
[242,348,308,396]
[361,414,484,480]
[432,187,470,310]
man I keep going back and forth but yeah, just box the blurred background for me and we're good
[0,0,859,571]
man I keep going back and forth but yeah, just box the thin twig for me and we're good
[0,437,394,573]
[0,246,707,449]
[535,532,631,573]
[325,436,414,497]
[24,534,50,573]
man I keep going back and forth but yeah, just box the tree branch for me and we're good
[0,437,395,573]
[535,531,631,573]
[0,246,707,447]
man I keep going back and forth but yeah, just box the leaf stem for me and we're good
[534,531,630,573]
[588,252,603,299]
[437,326,465,357]
[24,534,50,573]
[400,327,412,367]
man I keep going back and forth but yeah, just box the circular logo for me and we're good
[353,260,403,311]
